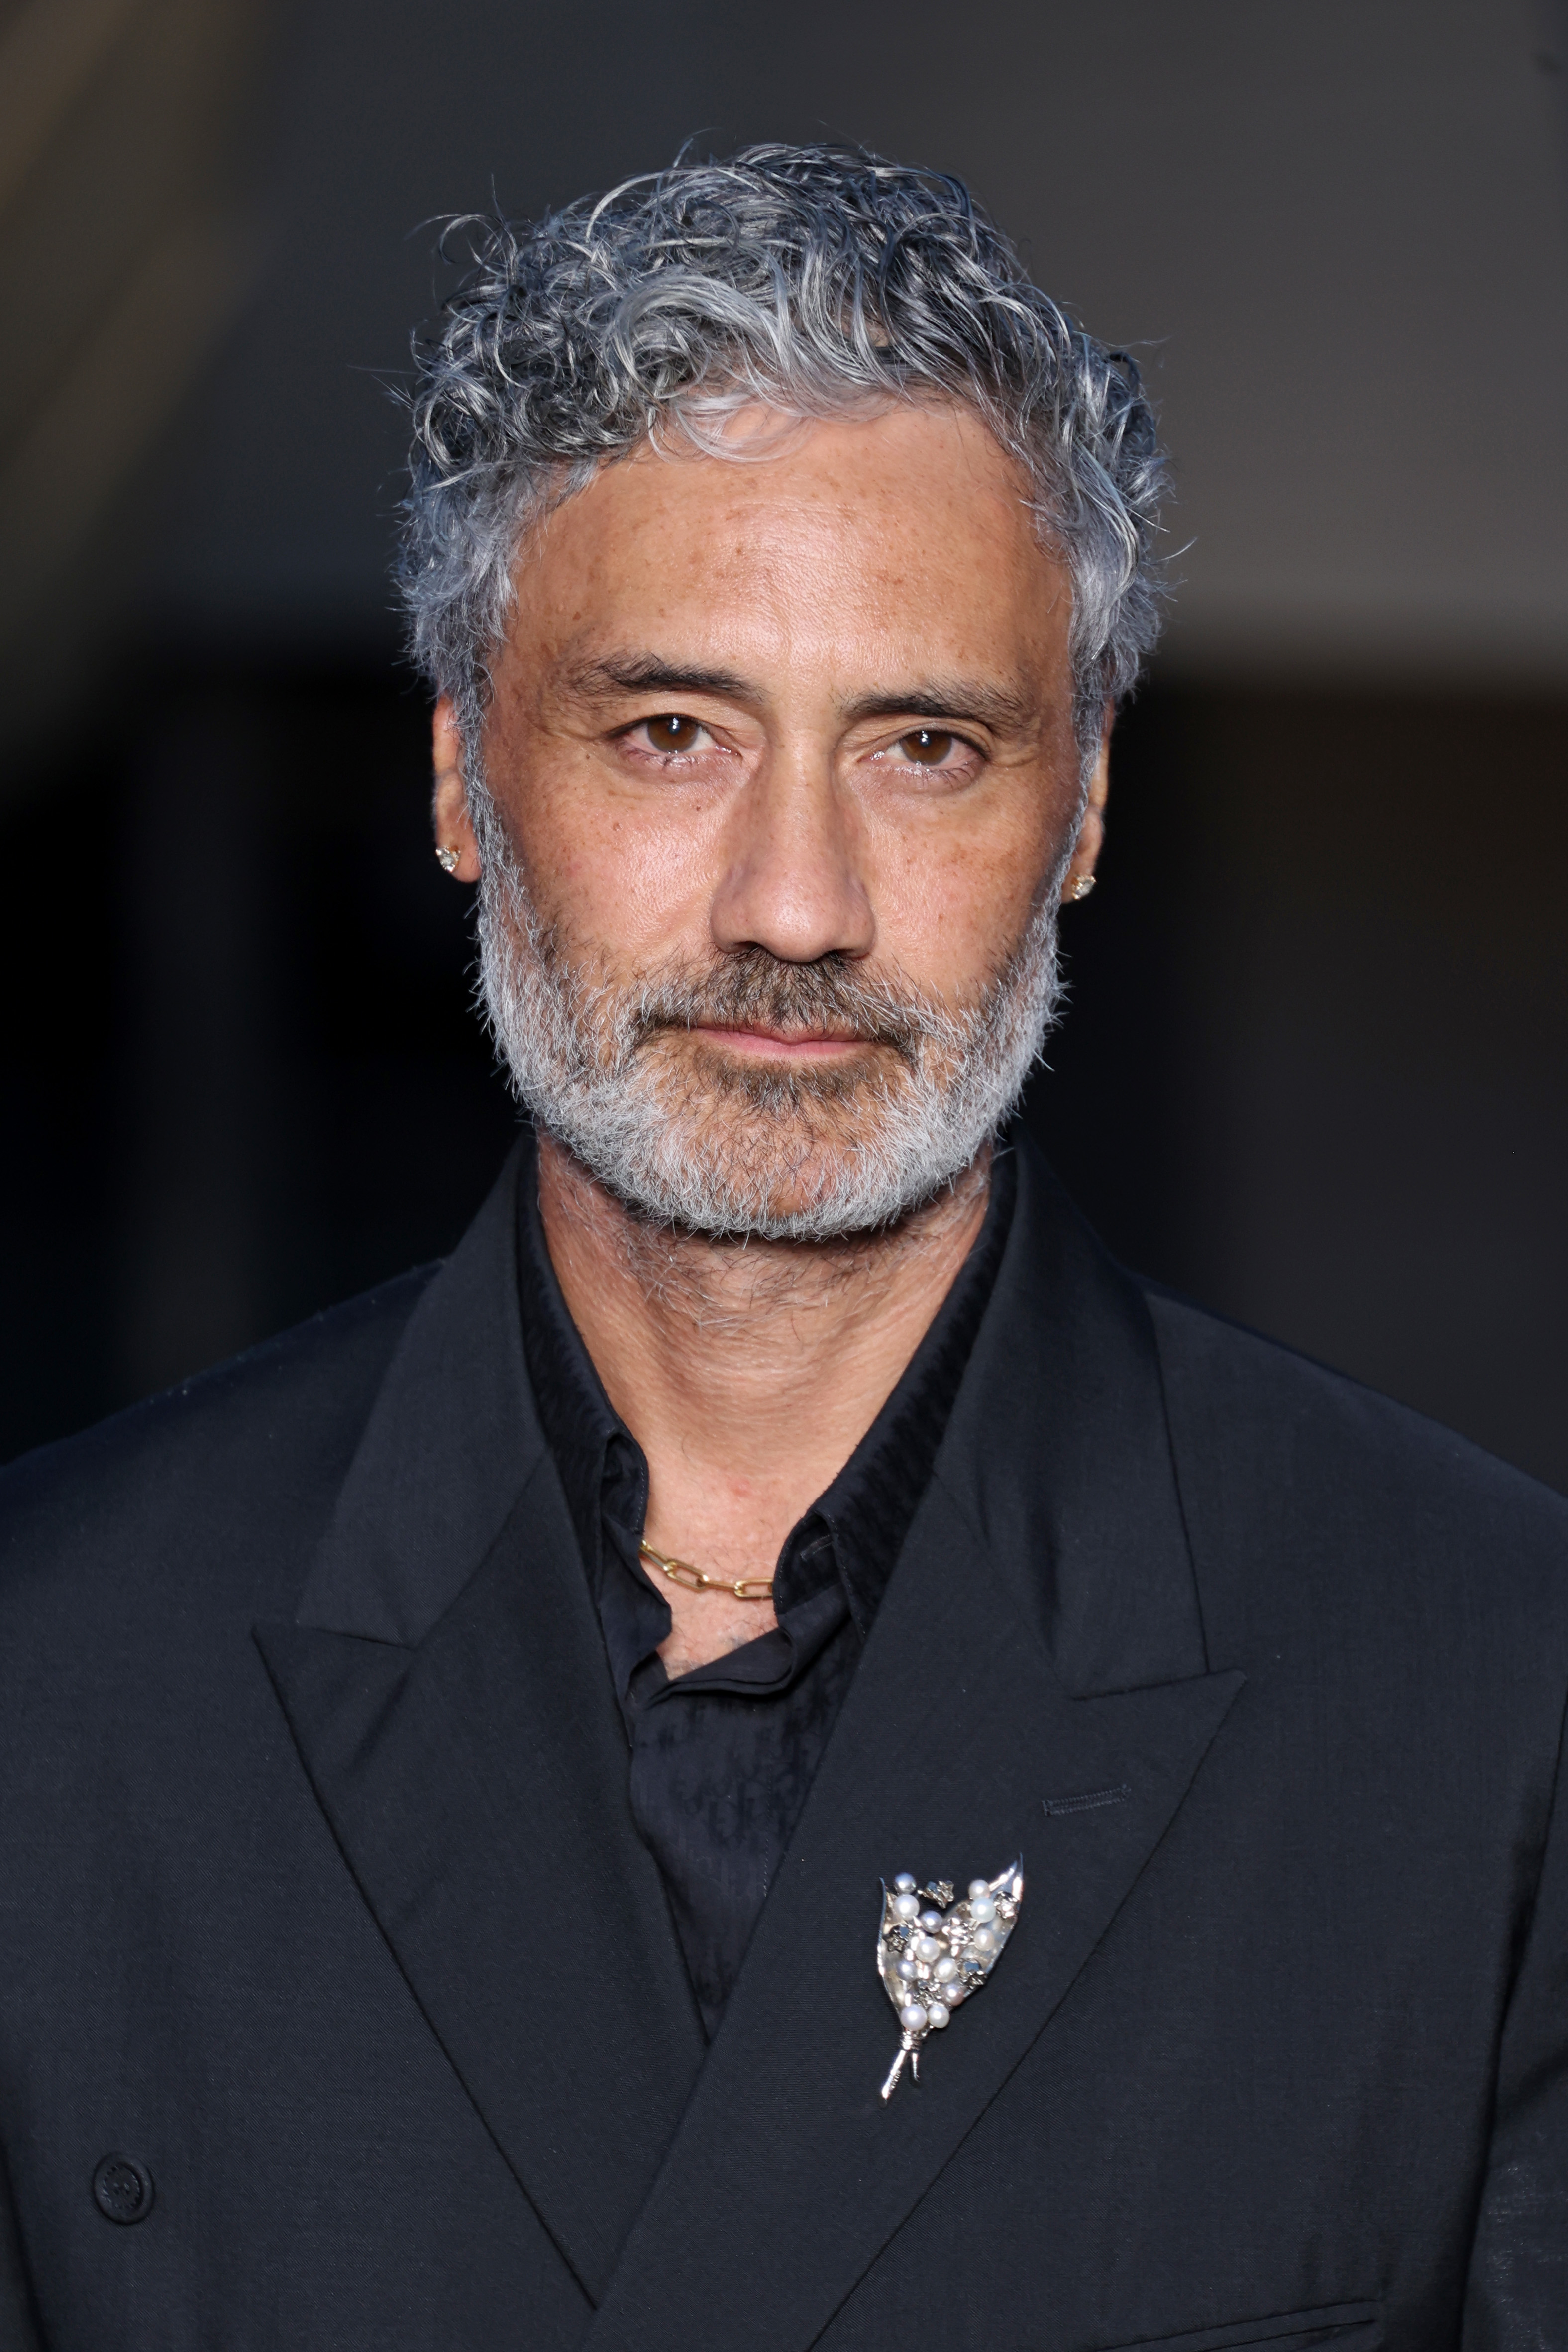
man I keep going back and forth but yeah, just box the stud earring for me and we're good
[435,845,460,875]
[1068,872,1096,902]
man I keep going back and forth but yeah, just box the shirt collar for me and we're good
[802,1150,1016,1633]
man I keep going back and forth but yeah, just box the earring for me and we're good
[1068,872,1096,902]
[435,845,460,875]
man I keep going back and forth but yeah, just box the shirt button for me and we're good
[92,2154,155,2224]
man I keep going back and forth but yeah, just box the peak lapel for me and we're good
[581,1141,1244,2352]
[255,1146,704,2304]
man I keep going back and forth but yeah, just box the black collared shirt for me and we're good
[516,1149,1015,2036]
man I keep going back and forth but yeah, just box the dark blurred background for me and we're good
[2,0,1566,1487]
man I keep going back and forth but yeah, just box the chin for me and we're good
[583,1080,969,1244]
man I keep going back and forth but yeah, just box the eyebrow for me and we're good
[838,679,1038,736]
[562,652,1038,737]
[561,653,757,704]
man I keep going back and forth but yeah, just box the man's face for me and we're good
[437,398,1101,1236]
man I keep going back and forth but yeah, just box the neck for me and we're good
[536,1132,989,1667]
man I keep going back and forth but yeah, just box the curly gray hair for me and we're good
[400,143,1168,777]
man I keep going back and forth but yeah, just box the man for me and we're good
[0,144,1564,2352]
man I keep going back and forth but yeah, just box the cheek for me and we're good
[863,793,1064,991]
[508,756,731,952]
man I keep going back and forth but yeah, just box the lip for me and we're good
[692,1023,872,1061]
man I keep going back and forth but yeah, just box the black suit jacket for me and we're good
[1,1137,1565,2352]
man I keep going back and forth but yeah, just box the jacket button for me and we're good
[92,2154,155,2224]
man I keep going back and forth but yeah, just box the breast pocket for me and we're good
[1097,2301,1380,2352]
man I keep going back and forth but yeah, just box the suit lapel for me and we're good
[255,1147,704,2304]
[581,1140,1244,2351]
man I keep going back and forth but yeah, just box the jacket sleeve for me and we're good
[1462,1692,1568,2348]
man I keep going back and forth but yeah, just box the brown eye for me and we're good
[644,714,702,752]
[900,728,954,766]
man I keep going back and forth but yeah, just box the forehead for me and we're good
[508,401,1071,681]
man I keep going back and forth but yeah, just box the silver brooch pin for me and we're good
[876,1861,1023,2098]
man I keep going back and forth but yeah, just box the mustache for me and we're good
[621,947,962,1064]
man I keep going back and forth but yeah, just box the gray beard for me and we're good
[470,800,1065,1242]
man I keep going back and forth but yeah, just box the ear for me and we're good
[1060,708,1111,902]
[431,698,483,883]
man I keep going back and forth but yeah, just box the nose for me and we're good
[709,743,875,965]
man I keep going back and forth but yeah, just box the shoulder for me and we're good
[1143,1282,1568,1653]
[0,1268,437,1635]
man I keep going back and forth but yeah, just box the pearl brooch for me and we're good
[876,1862,1024,2098]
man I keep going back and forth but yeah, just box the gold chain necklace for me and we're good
[638,1538,774,1603]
